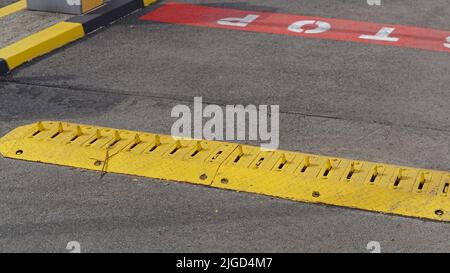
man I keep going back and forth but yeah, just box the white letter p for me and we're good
[217,15,259,27]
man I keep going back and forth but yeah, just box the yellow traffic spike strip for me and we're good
[1,121,450,221]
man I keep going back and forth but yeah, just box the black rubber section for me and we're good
[0,59,9,76]
[67,0,145,34]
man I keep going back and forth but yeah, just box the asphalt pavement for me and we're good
[0,0,450,252]
[0,0,17,7]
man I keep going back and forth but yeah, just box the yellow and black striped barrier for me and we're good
[0,0,158,76]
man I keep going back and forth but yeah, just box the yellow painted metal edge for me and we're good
[81,0,105,13]
[0,0,26,18]
[143,0,158,7]
[0,22,85,70]
[1,121,450,222]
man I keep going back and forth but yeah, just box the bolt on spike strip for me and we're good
[1,121,450,221]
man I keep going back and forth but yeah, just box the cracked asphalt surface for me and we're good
[1,0,450,252]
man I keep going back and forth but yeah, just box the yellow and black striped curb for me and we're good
[1,121,449,222]
[0,0,157,76]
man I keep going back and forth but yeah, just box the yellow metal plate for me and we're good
[81,0,104,13]
[143,0,157,6]
[1,121,449,221]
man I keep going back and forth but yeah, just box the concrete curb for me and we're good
[0,58,9,75]
[0,0,26,18]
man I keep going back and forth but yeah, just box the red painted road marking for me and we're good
[140,2,450,54]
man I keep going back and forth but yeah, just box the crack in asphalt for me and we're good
[2,78,450,136]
